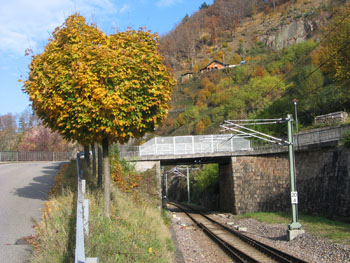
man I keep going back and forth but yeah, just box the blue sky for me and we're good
[0,0,213,116]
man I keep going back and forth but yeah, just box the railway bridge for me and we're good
[121,125,350,220]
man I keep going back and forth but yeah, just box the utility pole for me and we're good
[165,172,168,200]
[168,166,198,204]
[187,166,190,203]
[287,115,302,228]
[221,115,304,240]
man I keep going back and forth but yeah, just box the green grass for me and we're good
[86,187,175,263]
[30,160,176,263]
[239,211,350,245]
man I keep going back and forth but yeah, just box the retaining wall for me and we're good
[219,147,350,221]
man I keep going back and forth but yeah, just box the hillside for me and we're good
[156,0,350,137]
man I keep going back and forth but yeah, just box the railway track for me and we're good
[168,202,308,263]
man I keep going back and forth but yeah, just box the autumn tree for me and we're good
[23,14,175,216]
[318,6,350,81]
[216,0,244,39]
[18,125,69,152]
[18,107,38,132]
[0,113,18,150]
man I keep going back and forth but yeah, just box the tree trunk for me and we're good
[91,143,96,179]
[84,145,90,169]
[102,137,110,217]
[97,144,103,188]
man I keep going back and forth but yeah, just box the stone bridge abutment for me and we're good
[218,147,350,220]
[219,154,290,214]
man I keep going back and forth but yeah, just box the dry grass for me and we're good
[30,190,76,262]
[30,160,175,262]
[86,187,174,262]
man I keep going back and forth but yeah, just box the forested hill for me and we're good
[156,0,350,137]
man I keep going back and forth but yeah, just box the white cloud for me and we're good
[0,0,118,56]
[156,0,183,7]
[120,4,130,13]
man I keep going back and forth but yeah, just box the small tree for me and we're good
[23,14,175,216]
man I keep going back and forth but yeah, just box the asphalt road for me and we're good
[0,162,64,263]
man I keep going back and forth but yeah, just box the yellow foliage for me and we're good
[23,13,175,145]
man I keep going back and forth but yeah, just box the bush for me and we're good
[340,130,350,148]
[192,164,219,209]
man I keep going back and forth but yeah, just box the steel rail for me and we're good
[169,202,308,263]
[170,202,259,263]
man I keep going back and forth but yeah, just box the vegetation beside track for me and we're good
[30,153,175,263]
[238,212,350,245]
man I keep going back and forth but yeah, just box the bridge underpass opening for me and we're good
[164,163,220,210]
[155,155,236,212]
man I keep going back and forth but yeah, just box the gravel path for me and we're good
[169,207,350,263]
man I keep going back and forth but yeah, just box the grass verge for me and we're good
[238,211,350,245]
[30,160,175,262]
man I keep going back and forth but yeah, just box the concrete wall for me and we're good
[219,147,350,221]
[134,161,159,172]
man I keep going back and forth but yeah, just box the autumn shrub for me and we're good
[194,120,206,134]
[252,66,266,78]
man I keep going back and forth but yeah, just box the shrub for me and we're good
[340,130,350,148]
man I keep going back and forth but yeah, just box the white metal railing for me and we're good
[117,134,251,157]
[119,125,350,158]
[0,151,72,162]
[75,152,98,263]
[138,134,251,156]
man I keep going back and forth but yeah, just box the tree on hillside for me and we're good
[216,0,244,39]
[23,13,175,217]
[200,2,209,9]
[318,6,350,81]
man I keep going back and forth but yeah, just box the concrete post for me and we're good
[155,137,158,155]
[211,135,214,152]
[192,136,195,154]
[155,161,162,210]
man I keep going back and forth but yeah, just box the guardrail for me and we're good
[75,152,98,263]
[0,151,72,162]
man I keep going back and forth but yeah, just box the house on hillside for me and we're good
[199,60,241,73]
[200,60,227,73]
[180,72,193,83]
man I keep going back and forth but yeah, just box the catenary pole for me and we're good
[287,114,302,230]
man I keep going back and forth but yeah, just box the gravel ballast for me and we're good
[169,208,350,263]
